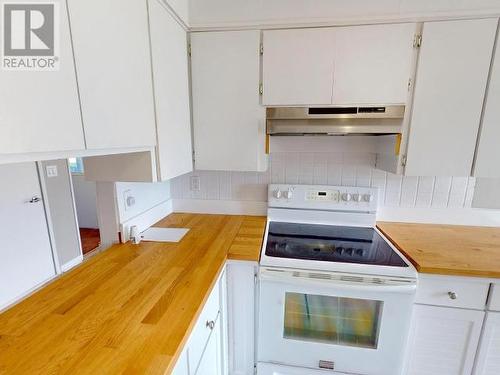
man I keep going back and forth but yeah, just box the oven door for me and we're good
[258,267,416,375]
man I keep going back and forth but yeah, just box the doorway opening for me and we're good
[69,157,101,256]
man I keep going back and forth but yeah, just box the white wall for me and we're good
[115,181,171,223]
[40,160,82,266]
[189,0,500,28]
[172,136,475,208]
[473,178,500,209]
[72,174,98,228]
[164,0,189,26]
[170,136,500,226]
[171,155,475,208]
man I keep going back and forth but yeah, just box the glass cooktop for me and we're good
[265,222,408,267]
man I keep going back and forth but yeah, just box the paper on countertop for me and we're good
[140,227,190,243]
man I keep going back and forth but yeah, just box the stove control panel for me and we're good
[306,188,340,202]
[268,184,378,212]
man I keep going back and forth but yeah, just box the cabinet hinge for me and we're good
[259,83,263,95]
[407,78,412,91]
[413,34,422,48]
[260,43,264,55]
[401,154,407,167]
[188,43,192,57]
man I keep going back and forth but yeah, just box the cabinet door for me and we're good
[227,261,256,375]
[262,28,335,105]
[191,31,266,171]
[474,312,500,375]
[172,349,189,375]
[404,19,497,176]
[405,304,484,375]
[67,0,156,149]
[194,315,223,375]
[473,24,500,178]
[0,163,56,310]
[333,23,416,105]
[148,0,193,181]
[0,0,84,154]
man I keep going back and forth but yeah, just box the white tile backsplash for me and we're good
[171,152,475,209]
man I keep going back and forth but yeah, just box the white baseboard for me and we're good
[172,199,267,216]
[377,207,500,227]
[120,199,174,242]
[61,255,84,272]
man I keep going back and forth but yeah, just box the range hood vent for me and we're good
[266,105,405,135]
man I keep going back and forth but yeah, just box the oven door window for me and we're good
[284,292,383,349]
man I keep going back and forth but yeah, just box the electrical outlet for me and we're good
[190,176,201,192]
[123,189,135,210]
[46,165,58,178]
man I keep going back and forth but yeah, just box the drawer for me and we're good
[187,275,221,373]
[415,275,489,310]
[488,283,500,311]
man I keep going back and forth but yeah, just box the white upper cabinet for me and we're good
[0,0,84,154]
[67,0,156,150]
[191,30,267,171]
[333,23,416,105]
[474,23,500,178]
[262,23,416,106]
[148,0,193,181]
[404,19,497,176]
[262,28,336,106]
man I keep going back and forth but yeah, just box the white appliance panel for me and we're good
[258,268,416,375]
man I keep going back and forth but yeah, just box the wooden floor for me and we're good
[79,228,101,254]
[0,213,265,375]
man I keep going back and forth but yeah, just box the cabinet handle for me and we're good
[27,196,42,204]
[206,320,215,330]
[448,291,457,300]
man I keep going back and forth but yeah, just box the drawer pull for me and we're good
[448,291,458,300]
[206,320,215,330]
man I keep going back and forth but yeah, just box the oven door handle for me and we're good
[259,270,417,293]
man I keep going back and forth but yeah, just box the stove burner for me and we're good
[265,222,408,267]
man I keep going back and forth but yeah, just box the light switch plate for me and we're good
[46,165,58,178]
[123,189,135,211]
[190,176,201,191]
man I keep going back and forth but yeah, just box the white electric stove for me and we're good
[257,184,417,375]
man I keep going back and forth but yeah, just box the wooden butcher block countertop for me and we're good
[0,213,266,375]
[377,222,500,278]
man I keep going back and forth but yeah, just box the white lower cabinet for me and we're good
[474,312,500,375]
[172,350,189,375]
[404,275,492,375]
[172,267,227,375]
[195,314,224,375]
[405,304,484,375]
[226,261,257,375]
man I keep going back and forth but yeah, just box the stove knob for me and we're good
[346,248,353,255]
[363,194,373,202]
[341,193,352,202]
[337,247,345,254]
[356,249,365,256]
[352,193,362,202]
[273,189,282,199]
[284,189,293,200]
